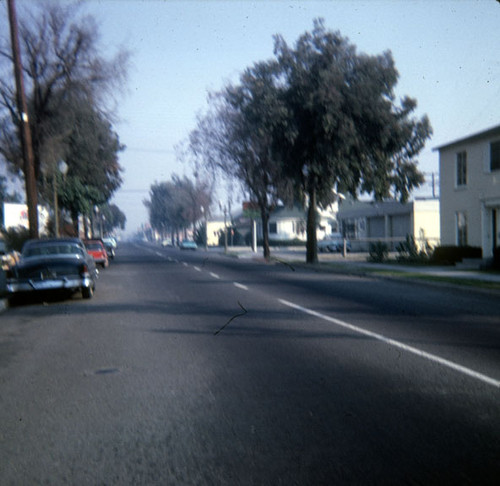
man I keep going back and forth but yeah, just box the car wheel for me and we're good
[82,286,93,299]
[7,295,20,307]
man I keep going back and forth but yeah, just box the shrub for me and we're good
[368,241,389,263]
[256,238,305,247]
[431,245,482,265]
[492,246,500,269]
[218,227,246,246]
[270,239,305,247]
[1,226,31,252]
[396,235,431,263]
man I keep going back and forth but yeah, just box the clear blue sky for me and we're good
[9,0,500,235]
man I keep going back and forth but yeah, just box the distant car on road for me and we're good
[6,238,98,301]
[180,240,198,250]
[84,239,109,268]
[102,237,116,260]
[318,233,351,253]
[102,236,117,249]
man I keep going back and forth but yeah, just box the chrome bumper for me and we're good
[7,276,92,294]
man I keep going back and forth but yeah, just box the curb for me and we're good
[229,251,500,295]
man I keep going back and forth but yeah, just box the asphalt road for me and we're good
[1,242,499,485]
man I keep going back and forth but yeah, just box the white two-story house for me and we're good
[435,124,500,259]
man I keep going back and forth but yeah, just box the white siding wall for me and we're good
[413,200,440,245]
[439,134,500,256]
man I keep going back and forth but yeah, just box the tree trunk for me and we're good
[260,208,271,260]
[306,185,318,264]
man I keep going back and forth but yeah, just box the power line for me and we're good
[125,147,176,154]
[117,189,150,193]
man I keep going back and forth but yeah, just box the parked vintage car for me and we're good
[318,233,351,253]
[102,236,117,249]
[180,240,198,250]
[84,239,109,268]
[6,238,98,301]
[102,237,117,259]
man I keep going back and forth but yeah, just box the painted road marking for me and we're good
[279,299,500,389]
[234,282,249,291]
[210,272,220,279]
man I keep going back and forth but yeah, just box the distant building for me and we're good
[255,204,337,243]
[2,202,49,234]
[435,124,500,258]
[265,205,308,242]
[217,203,338,245]
[336,199,440,251]
[206,219,228,246]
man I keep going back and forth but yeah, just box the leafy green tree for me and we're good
[99,203,126,234]
[273,20,432,262]
[58,102,124,232]
[145,182,174,237]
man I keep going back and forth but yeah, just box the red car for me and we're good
[84,239,109,268]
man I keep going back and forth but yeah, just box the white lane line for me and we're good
[234,282,249,291]
[210,272,220,279]
[182,262,188,267]
[194,266,201,272]
[279,299,500,389]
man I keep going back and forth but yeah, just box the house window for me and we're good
[269,222,277,234]
[456,212,467,246]
[491,141,500,171]
[456,151,467,186]
[293,220,306,235]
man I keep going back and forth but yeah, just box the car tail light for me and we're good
[80,264,90,278]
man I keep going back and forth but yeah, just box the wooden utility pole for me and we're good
[7,0,38,238]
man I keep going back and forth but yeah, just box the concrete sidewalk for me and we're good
[219,246,500,286]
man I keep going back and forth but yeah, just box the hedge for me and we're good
[431,245,482,265]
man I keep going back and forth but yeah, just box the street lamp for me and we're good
[93,205,99,239]
[201,206,208,251]
[219,201,228,253]
[54,159,68,237]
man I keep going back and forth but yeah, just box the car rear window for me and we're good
[86,243,103,251]
[24,244,83,257]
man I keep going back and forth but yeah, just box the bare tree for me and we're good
[144,175,212,243]
[0,1,129,190]
[189,61,293,259]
